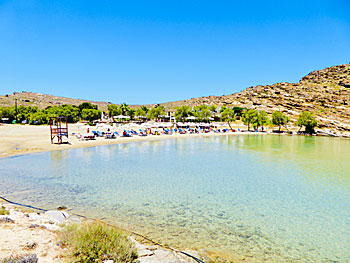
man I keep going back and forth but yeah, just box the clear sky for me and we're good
[1,0,349,105]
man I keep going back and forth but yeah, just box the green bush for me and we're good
[0,206,9,215]
[60,222,138,263]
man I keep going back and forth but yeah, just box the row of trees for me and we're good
[0,102,101,124]
[174,105,246,122]
[107,103,166,120]
[221,108,317,134]
[0,102,318,133]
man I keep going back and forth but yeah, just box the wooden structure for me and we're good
[49,117,68,144]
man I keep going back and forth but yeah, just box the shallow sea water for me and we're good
[1,135,350,262]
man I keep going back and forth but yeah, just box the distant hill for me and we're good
[1,64,349,133]
[0,92,141,111]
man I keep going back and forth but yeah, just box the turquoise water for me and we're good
[1,135,350,262]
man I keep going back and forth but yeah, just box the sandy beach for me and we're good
[0,123,257,159]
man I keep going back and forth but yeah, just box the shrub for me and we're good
[0,206,9,215]
[59,222,138,263]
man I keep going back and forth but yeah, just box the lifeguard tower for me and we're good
[49,117,68,144]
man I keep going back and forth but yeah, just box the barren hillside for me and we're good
[161,64,350,132]
[1,64,349,133]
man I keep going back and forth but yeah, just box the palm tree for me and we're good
[140,106,149,114]
[119,103,131,115]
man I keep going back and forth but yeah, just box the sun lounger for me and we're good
[104,132,116,139]
[138,129,147,136]
[80,134,95,140]
[129,130,138,135]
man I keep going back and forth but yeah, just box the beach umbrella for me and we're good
[186,116,196,120]
[114,115,130,119]
[141,123,152,128]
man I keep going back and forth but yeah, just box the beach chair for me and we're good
[105,132,116,139]
[130,130,138,135]
[80,134,95,141]
[114,131,120,137]
[139,129,147,136]
[122,130,132,137]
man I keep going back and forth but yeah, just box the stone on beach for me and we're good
[44,210,69,224]
[0,215,15,223]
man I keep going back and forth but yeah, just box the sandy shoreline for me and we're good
[0,123,261,159]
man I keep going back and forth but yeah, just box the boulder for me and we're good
[45,210,69,224]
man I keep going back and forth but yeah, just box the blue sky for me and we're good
[1,0,349,105]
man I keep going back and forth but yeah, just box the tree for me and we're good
[81,109,101,123]
[107,104,121,118]
[295,111,317,134]
[78,102,98,111]
[192,105,212,121]
[135,107,147,119]
[29,111,48,125]
[149,105,165,120]
[256,111,269,130]
[175,105,191,122]
[271,111,290,132]
[0,107,16,121]
[221,108,236,130]
[140,106,149,114]
[126,109,135,120]
[232,107,246,117]
[153,104,165,111]
[209,105,217,114]
[219,106,227,113]
[119,103,131,115]
[241,109,258,130]
[44,105,80,123]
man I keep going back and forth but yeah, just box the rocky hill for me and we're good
[0,91,112,111]
[1,64,349,133]
[161,64,350,133]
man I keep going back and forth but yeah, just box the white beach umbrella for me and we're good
[141,123,152,128]
[114,115,130,119]
[186,116,196,120]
